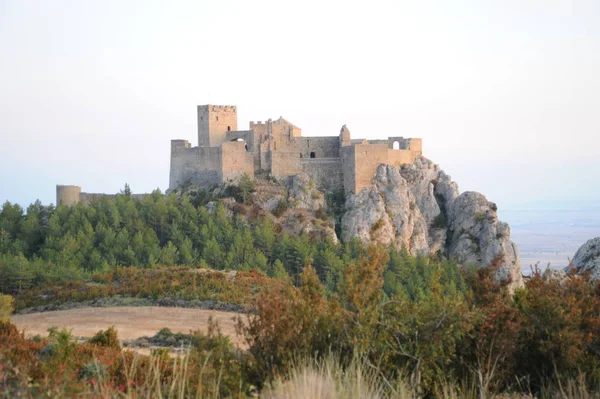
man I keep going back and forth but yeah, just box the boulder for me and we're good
[569,237,600,280]
[447,192,523,288]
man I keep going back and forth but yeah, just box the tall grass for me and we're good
[262,356,413,399]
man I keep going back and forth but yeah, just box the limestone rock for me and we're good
[447,192,523,288]
[286,174,325,211]
[542,268,570,285]
[342,161,448,256]
[569,237,600,280]
[281,211,338,244]
[341,156,523,287]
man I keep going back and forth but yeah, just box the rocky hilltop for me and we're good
[569,237,600,280]
[193,156,523,288]
[341,157,522,287]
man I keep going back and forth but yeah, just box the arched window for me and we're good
[310,151,316,158]
[392,141,400,150]
[227,126,231,131]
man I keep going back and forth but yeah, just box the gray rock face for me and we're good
[341,157,523,288]
[570,237,600,280]
[447,192,523,287]
[287,174,325,211]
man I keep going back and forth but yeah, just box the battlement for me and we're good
[200,105,237,111]
[171,104,423,194]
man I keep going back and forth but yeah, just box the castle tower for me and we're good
[197,105,238,147]
[56,185,81,206]
[339,125,351,146]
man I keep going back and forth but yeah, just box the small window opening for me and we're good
[227,126,231,131]
[392,141,400,150]
[216,116,219,121]
[200,117,203,121]
[310,151,316,158]
[300,153,303,158]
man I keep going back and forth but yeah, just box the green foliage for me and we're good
[224,174,256,205]
[432,211,446,229]
[78,361,108,382]
[325,189,346,237]
[272,198,290,217]
[89,326,120,349]
[147,327,193,347]
[16,266,276,311]
[0,293,14,321]
[370,217,385,233]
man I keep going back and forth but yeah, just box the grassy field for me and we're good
[11,306,246,348]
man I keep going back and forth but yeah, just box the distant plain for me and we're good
[500,201,600,272]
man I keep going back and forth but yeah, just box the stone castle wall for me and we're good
[301,158,344,192]
[198,105,238,147]
[56,185,81,206]
[169,140,222,189]
[170,104,424,195]
[56,185,147,206]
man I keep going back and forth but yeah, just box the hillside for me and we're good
[2,159,600,397]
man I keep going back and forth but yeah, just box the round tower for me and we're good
[56,185,81,206]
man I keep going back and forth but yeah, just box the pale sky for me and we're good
[1,0,599,210]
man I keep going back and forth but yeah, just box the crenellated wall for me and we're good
[170,104,423,196]
[198,105,238,147]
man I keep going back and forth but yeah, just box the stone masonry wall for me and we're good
[197,105,238,147]
[220,141,255,182]
[56,185,81,206]
[301,159,344,192]
[347,143,390,194]
[169,140,221,190]
[270,150,302,176]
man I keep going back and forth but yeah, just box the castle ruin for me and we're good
[170,105,423,194]
[56,185,147,206]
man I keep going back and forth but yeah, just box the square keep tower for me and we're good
[197,105,238,147]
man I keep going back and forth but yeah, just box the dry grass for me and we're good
[11,306,246,348]
[262,357,414,399]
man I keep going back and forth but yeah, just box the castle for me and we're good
[170,105,423,194]
[56,105,423,205]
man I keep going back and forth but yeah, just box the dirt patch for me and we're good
[11,306,247,348]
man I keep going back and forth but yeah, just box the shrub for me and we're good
[370,218,385,234]
[272,199,290,217]
[0,293,14,322]
[475,212,486,222]
[431,212,446,229]
[238,266,347,385]
[89,326,120,349]
[78,361,108,382]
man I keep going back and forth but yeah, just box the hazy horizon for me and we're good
[1,0,599,211]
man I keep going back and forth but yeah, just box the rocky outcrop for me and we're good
[569,237,600,280]
[286,174,325,211]
[447,192,523,287]
[341,156,523,287]
[342,159,458,257]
